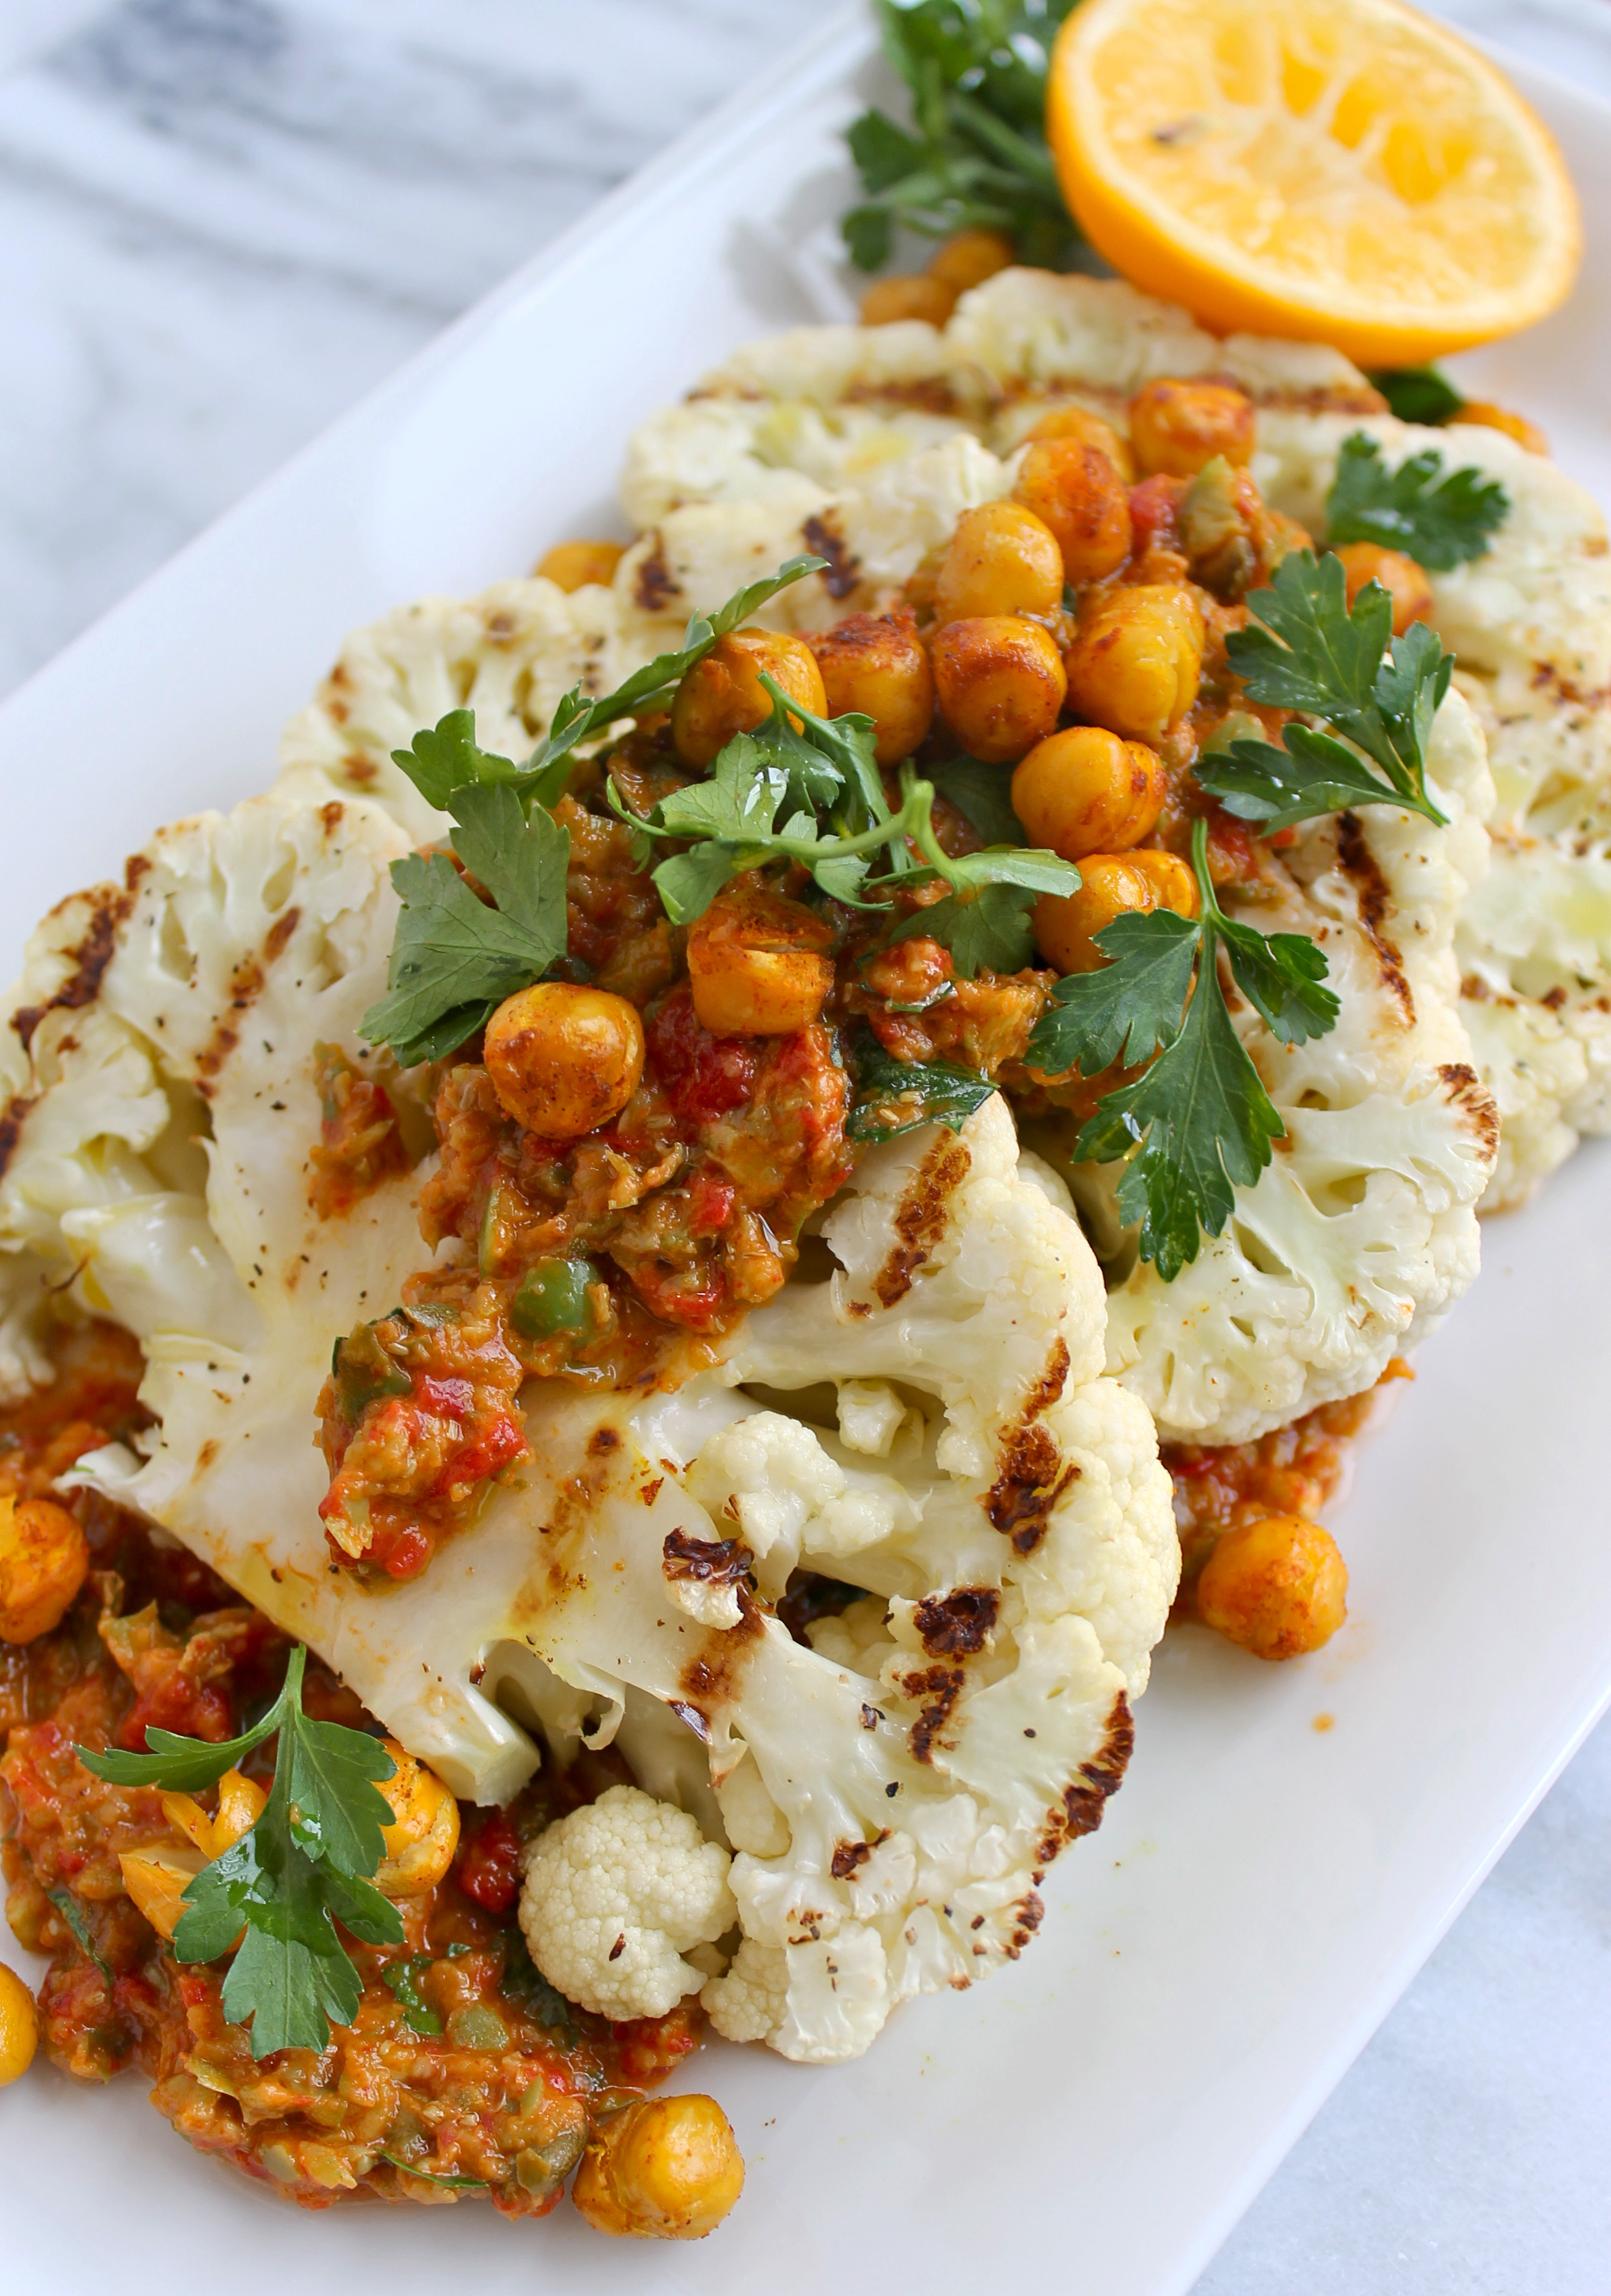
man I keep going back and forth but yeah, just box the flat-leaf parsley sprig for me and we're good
[842,0,1082,272]
[79,1646,404,2058]
[1194,550,1454,834]
[613,687,1079,974]
[1026,820,1340,1282]
[1324,430,1507,570]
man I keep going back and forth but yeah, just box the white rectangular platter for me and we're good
[3,11,1610,2290]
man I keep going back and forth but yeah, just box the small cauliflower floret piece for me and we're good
[519,1785,736,2023]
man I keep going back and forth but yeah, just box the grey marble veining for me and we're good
[0,3,1608,2291]
[0,0,818,695]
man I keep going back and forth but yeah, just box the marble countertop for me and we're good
[0,2,1607,2288]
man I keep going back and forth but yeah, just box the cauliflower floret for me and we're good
[1060,687,1500,1443]
[519,1785,735,2023]
[274,577,629,844]
[1253,409,1611,1210]
[5,798,1175,2065]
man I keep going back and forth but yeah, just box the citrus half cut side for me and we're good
[1048,0,1580,366]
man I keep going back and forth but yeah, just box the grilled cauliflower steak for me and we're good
[612,270,1501,1443]
[1,802,1175,2065]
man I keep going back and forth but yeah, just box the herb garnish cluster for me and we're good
[842,0,1082,272]
[80,1648,402,2057]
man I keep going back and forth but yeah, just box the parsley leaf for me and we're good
[1364,366,1463,427]
[390,710,532,810]
[1325,430,1507,571]
[1026,821,1338,1280]
[846,1031,998,1141]
[1024,908,1199,1077]
[843,0,1083,272]
[893,848,1072,974]
[1212,550,1450,828]
[1080,971,1286,1284]
[446,782,569,951]
[928,757,1027,848]
[899,882,1039,974]
[47,1887,112,1982]
[381,1954,443,2035]
[359,839,566,1069]
[78,1646,404,2059]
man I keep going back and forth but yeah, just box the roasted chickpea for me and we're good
[1196,1513,1349,1660]
[1128,379,1256,478]
[374,1741,462,1894]
[671,627,828,771]
[1032,855,1158,973]
[571,2096,745,2240]
[1023,403,1136,483]
[1063,583,1204,744]
[1128,846,1200,918]
[1330,541,1435,637]
[535,539,625,592]
[162,1766,267,1861]
[1011,726,1165,861]
[933,501,1063,624]
[1453,400,1547,454]
[484,983,646,1139]
[931,616,1067,764]
[927,226,1015,293]
[0,1964,38,2088]
[686,884,835,1037]
[859,274,955,328]
[1012,439,1132,586]
[808,607,934,766]
[0,1495,88,1644]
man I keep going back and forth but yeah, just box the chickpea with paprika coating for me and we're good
[927,226,1015,293]
[686,884,835,1038]
[1032,854,1160,974]
[1012,438,1132,585]
[535,540,624,593]
[0,1494,88,1644]
[1128,379,1256,478]
[671,628,827,771]
[1011,725,1165,862]
[809,608,934,766]
[932,616,1067,764]
[0,1964,38,2087]
[1196,1514,1349,1660]
[1063,583,1204,745]
[933,501,1064,623]
[373,1741,461,1894]
[484,983,645,1139]
[1129,846,1200,918]
[859,273,955,329]
[1023,403,1136,482]
[1330,541,1435,637]
[571,2095,745,2239]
